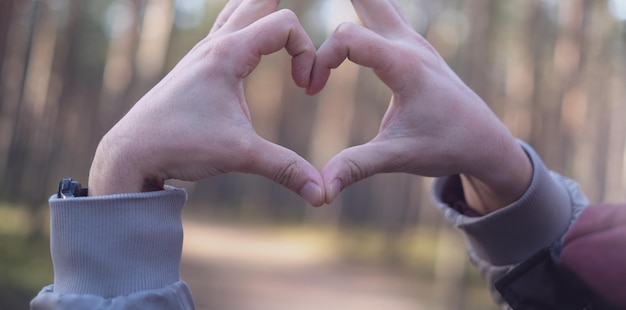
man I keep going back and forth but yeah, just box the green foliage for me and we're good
[0,233,53,310]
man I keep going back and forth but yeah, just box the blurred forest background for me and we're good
[1,0,625,309]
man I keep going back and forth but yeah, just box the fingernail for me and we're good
[300,181,323,206]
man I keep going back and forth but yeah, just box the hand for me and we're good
[308,0,532,214]
[89,0,326,206]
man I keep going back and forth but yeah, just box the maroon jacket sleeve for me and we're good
[560,204,626,308]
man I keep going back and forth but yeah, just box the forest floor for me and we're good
[180,217,497,310]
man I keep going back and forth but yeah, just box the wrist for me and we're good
[89,130,164,196]
[461,136,532,214]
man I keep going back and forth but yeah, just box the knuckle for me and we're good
[333,22,358,40]
[192,36,226,61]
[189,35,242,75]
[343,158,367,185]
[274,159,299,188]
[272,9,302,34]
[275,8,298,23]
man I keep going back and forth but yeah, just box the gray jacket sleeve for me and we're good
[30,187,195,310]
[431,141,589,308]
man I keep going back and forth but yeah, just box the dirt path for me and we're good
[180,220,430,310]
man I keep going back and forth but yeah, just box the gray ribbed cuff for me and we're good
[433,141,572,266]
[49,187,187,297]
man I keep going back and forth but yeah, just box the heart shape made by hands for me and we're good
[91,0,527,212]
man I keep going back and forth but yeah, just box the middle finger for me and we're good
[351,0,411,36]
[209,0,245,35]
[217,0,281,34]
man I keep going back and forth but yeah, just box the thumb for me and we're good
[242,136,325,207]
[322,141,399,204]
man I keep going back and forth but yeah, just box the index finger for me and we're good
[239,9,316,88]
[308,23,402,94]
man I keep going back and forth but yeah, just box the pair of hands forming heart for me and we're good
[89,0,532,214]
